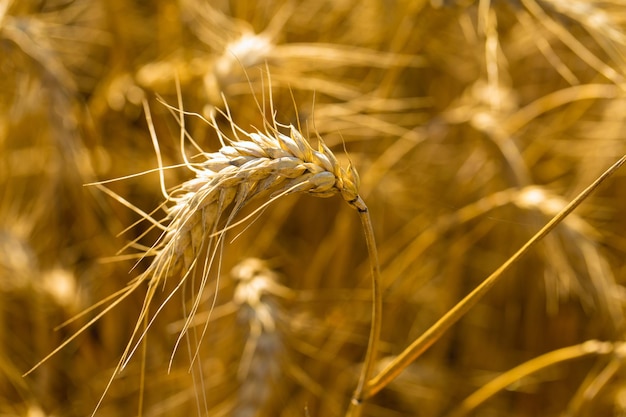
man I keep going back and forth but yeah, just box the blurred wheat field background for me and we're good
[2,0,626,416]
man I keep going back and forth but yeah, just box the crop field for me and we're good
[2,1,626,416]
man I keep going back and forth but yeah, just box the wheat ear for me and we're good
[230,258,292,417]
[23,75,383,415]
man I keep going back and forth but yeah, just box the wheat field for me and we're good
[2,1,626,416]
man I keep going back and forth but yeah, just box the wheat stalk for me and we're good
[447,339,617,417]
[521,0,626,86]
[24,80,383,416]
[152,92,382,415]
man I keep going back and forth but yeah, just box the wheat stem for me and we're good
[346,199,382,416]
[447,340,615,417]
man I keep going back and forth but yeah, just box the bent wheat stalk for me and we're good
[164,100,382,415]
[154,98,381,385]
[24,86,382,416]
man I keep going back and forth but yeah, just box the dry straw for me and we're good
[447,339,620,417]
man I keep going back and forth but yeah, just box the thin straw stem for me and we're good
[346,197,382,416]
[447,340,615,417]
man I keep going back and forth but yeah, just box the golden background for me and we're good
[2,1,626,416]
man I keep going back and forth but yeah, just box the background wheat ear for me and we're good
[229,257,291,417]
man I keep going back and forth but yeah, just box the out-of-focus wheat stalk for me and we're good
[363,153,626,396]
[447,339,618,417]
